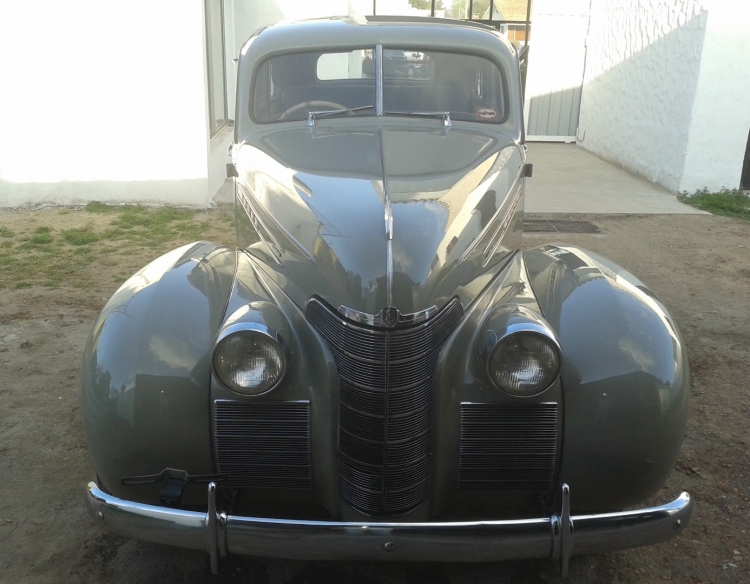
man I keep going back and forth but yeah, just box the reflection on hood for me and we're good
[236,124,523,314]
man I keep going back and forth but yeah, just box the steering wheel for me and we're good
[279,101,351,121]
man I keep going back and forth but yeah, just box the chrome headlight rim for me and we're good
[212,322,288,396]
[485,317,562,398]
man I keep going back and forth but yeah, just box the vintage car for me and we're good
[81,16,692,576]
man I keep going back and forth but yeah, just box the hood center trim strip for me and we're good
[378,127,393,307]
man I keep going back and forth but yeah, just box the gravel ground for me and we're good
[0,208,749,583]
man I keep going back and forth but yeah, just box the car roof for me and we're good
[242,15,516,61]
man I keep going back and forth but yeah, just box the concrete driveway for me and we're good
[524,143,707,215]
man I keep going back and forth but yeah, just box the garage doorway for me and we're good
[741,129,750,190]
[523,0,590,142]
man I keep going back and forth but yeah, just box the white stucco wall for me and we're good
[680,0,750,192]
[0,0,211,207]
[577,0,708,191]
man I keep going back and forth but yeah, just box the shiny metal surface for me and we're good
[458,402,559,492]
[212,400,312,489]
[375,44,383,117]
[208,483,219,575]
[86,481,692,565]
[550,483,572,576]
[234,124,524,316]
[212,302,290,396]
[524,245,691,510]
[81,17,693,563]
[336,304,438,328]
[482,304,562,395]
[306,298,464,514]
[80,243,236,503]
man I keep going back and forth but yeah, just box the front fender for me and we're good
[80,242,236,503]
[524,245,690,510]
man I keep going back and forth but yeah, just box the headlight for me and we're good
[483,306,561,397]
[488,332,560,396]
[213,331,285,395]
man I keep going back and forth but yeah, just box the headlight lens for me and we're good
[488,333,560,396]
[213,331,284,394]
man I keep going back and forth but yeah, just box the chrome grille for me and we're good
[459,402,559,492]
[307,298,463,515]
[213,400,312,489]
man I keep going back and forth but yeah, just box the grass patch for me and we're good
[29,227,54,245]
[85,201,120,214]
[679,188,750,221]
[62,225,100,245]
[0,203,238,291]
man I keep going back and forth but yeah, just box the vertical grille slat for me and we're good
[459,403,559,492]
[307,298,463,515]
[214,400,312,489]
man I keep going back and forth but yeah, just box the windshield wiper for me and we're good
[307,105,374,127]
[384,111,452,127]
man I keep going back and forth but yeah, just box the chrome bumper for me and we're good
[85,481,692,576]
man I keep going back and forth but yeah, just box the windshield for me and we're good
[252,47,506,124]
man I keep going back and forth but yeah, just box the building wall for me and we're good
[0,0,211,207]
[680,0,750,192]
[577,0,708,191]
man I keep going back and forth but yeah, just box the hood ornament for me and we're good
[382,306,399,328]
[337,304,439,328]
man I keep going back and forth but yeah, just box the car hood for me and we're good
[234,123,524,318]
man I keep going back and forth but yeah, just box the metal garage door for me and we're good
[523,0,591,142]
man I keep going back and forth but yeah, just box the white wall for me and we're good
[680,0,750,192]
[0,0,211,206]
[577,0,708,191]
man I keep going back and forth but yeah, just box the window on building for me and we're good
[205,0,228,137]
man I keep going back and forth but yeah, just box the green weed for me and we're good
[0,204,237,291]
[29,227,53,245]
[62,226,100,245]
[679,188,750,221]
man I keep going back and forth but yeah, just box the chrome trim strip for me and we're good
[237,183,316,264]
[236,185,284,266]
[375,45,383,117]
[208,483,219,575]
[336,304,438,327]
[86,482,692,568]
[386,239,393,307]
[378,126,394,305]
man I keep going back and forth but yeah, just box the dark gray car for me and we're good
[81,16,692,576]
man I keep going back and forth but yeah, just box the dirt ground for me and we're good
[0,207,749,584]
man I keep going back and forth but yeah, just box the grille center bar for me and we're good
[307,297,463,515]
